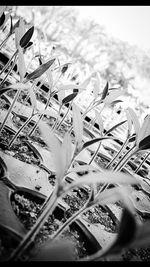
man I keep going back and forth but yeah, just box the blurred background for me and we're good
[10,6,150,118]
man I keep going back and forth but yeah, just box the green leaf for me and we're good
[24,58,55,82]
[62,92,78,105]
[103,90,125,105]
[72,103,83,151]
[82,137,113,150]
[95,110,104,135]
[101,81,109,101]
[24,41,33,50]
[127,107,140,138]
[137,114,150,146]
[105,120,127,135]
[0,12,5,27]
[18,46,26,81]
[61,133,72,173]
[39,121,64,180]
[138,135,150,150]
[102,208,137,257]
[20,26,34,48]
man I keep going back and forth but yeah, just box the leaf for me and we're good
[110,100,123,106]
[102,208,137,257]
[0,12,5,27]
[58,89,65,105]
[103,90,125,105]
[129,220,150,249]
[0,6,6,18]
[105,120,127,135]
[66,170,137,191]
[24,58,55,82]
[101,81,109,101]
[137,114,150,146]
[46,68,53,92]
[30,239,75,261]
[10,18,20,34]
[125,109,133,136]
[24,41,33,50]
[0,86,13,96]
[15,18,25,49]
[28,86,37,110]
[39,121,64,180]
[72,103,83,151]
[18,46,26,81]
[138,135,150,150]
[128,134,136,143]
[61,133,72,173]
[62,92,78,105]
[127,107,140,138]
[20,26,34,48]
[82,137,112,150]
[68,165,99,174]
[95,110,104,135]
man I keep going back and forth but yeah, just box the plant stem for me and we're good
[114,145,138,172]
[0,33,10,50]
[88,142,101,165]
[0,52,18,87]
[8,112,37,148]
[51,191,92,240]
[0,88,20,133]
[8,185,59,261]
[0,49,18,76]
[106,136,129,169]
[134,151,150,174]
[56,101,72,131]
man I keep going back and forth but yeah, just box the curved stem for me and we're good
[89,142,101,165]
[56,101,72,131]
[114,145,138,172]
[106,136,129,169]
[0,33,10,50]
[0,49,18,76]
[8,112,37,148]
[0,52,18,87]
[135,151,150,174]
[0,88,20,133]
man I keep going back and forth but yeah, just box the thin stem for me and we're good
[0,33,10,50]
[135,151,150,174]
[0,52,18,87]
[56,102,72,131]
[0,88,20,133]
[89,142,101,165]
[8,112,37,148]
[114,145,138,172]
[106,136,129,169]
[51,191,92,240]
[0,49,18,76]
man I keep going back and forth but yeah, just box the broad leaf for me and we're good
[18,46,26,81]
[65,170,137,192]
[24,58,55,82]
[138,135,150,150]
[58,89,65,105]
[0,6,6,18]
[103,90,125,105]
[72,103,83,151]
[137,114,150,146]
[82,137,112,150]
[20,26,34,48]
[39,121,64,180]
[127,107,140,138]
[101,208,136,257]
[101,81,109,101]
[62,92,78,105]
[61,133,72,173]
[28,86,37,110]
[105,120,127,135]
[0,12,5,27]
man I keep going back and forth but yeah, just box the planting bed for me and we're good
[1,11,150,262]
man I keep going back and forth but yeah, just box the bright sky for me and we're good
[71,6,150,52]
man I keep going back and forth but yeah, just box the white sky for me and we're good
[70,6,150,52]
